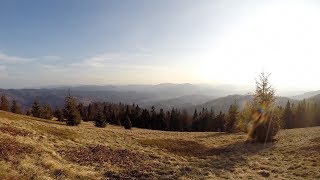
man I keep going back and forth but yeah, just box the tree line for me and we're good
[1,90,320,133]
[0,93,238,132]
[282,99,320,129]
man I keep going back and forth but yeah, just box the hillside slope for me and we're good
[188,95,297,113]
[0,111,319,179]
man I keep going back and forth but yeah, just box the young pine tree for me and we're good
[54,107,64,121]
[94,107,107,128]
[31,100,42,118]
[124,114,132,129]
[11,99,21,114]
[41,104,53,120]
[0,95,9,111]
[283,101,293,129]
[64,95,81,126]
[225,104,239,133]
[26,109,32,116]
[248,72,279,143]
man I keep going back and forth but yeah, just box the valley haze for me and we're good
[0,83,317,114]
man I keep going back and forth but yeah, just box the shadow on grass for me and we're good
[203,141,273,176]
[139,138,273,176]
[196,132,245,139]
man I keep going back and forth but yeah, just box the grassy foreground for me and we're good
[0,110,319,179]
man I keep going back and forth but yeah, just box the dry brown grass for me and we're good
[59,145,152,168]
[0,125,31,137]
[0,138,33,162]
[139,139,209,157]
[0,110,319,179]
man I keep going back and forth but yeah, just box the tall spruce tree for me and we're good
[41,104,53,120]
[249,72,279,142]
[11,99,21,114]
[54,107,64,121]
[124,114,132,129]
[94,106,107,128]
[64,95,81,126]
[31,100,42,118]
[225,104,239,133]
[123,105,132,129]
[77,103,85,120]
[26,109,32,116]
[283,101,293,129]
[0,95,9,111]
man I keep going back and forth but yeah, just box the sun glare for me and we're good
[198,1,320,90]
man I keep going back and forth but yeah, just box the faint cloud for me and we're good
[40,64,67,72]
[0,65,8,78]
[0,52,35,63]
[81,53,115,68]
[42,56,62,61]
[76,52,152,68]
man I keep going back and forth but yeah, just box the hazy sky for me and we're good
[0,0,320,91]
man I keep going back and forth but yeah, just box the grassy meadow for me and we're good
[0,110,319,179]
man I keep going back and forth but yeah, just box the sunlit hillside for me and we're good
[0,110,319,179]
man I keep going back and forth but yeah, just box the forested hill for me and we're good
[187,95,298,113]
[0,85,320,114]
[0,83,243,112]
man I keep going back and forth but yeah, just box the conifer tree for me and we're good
[54,107,64,121]
[248,72,279,142]
[94,106,107,128]
[64,95,81,126]
[41,104,53,120]
[31,100,42,118]
[123,105,132,129]
[225,104,239,133]
[11,99,21,114]
[87,103,96,121]
[77,103,85,120]
[139,109,150,128]
[283,101,293,129]
[216,111,226,132]
[124,114,132,129]
[158,108,167,130]
[26,109,32,116]
[193,109,198,121]
[0,95,9,111]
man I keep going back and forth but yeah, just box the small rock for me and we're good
[258,170,270,177]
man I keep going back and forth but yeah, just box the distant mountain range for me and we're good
[291,90,320,100]
[0,84,319,113]
[186,95,298,114]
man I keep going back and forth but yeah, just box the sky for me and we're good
[1,0,320,92]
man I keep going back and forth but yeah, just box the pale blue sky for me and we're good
[1,0,320,91]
